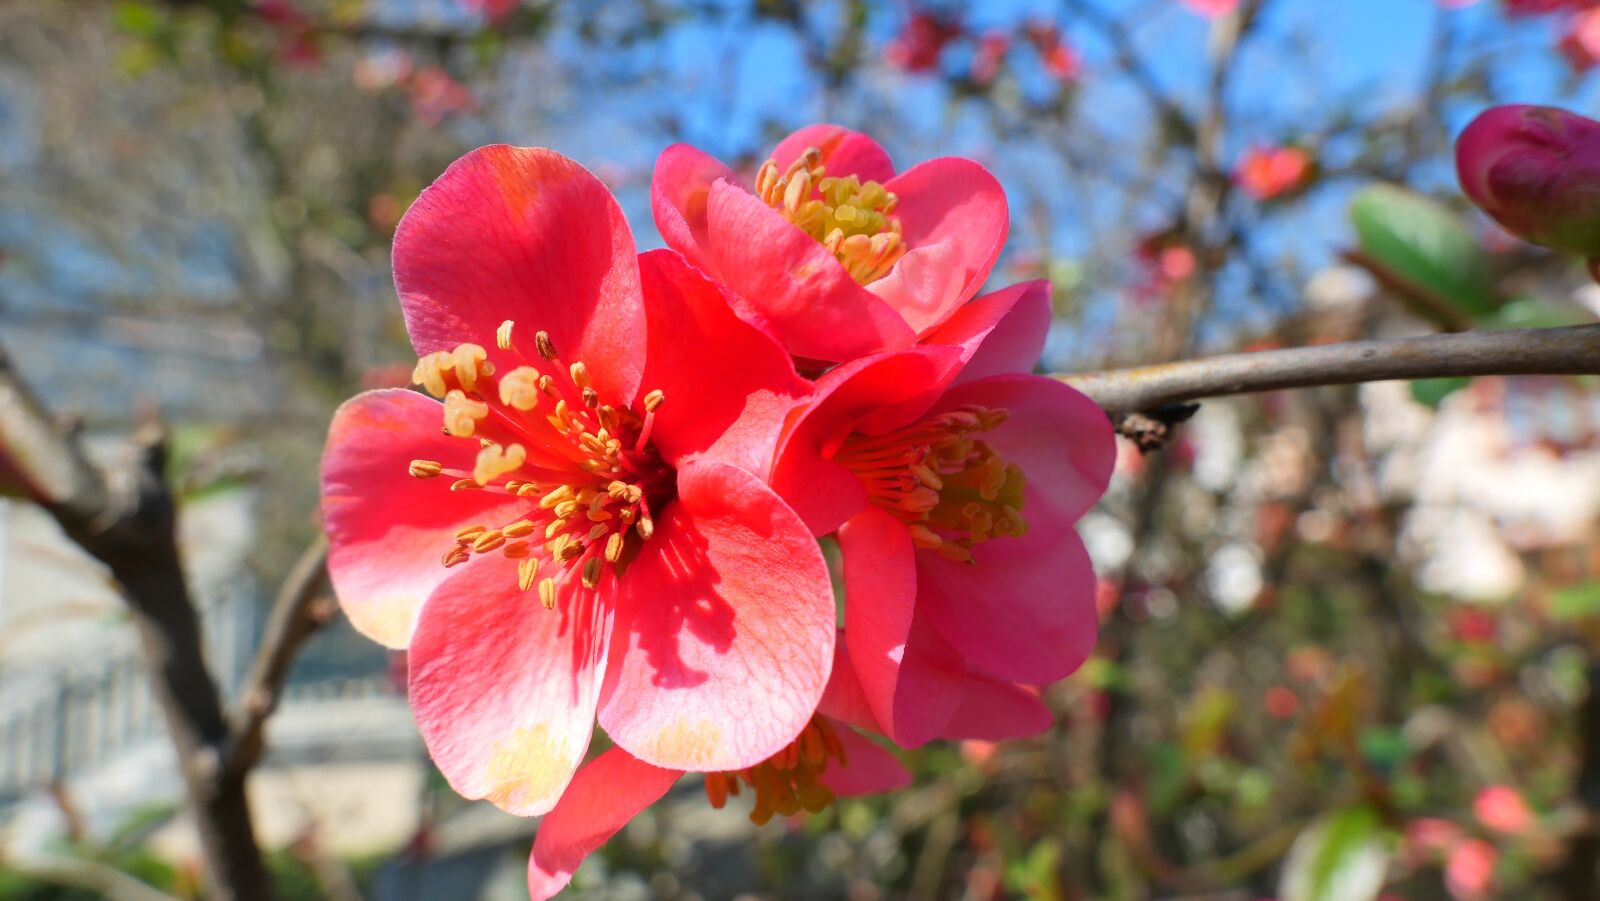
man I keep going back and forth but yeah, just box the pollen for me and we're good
[401,332,674,607]
[703,717,848,825]
[835,405,1027,564]
[754,147,907,285]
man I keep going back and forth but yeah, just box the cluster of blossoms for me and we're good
[320,125,1114,898]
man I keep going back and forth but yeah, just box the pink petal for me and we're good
[920,280,1052,384]
[394,145,645,404]
[944,679,1052,741]
[408,557,614,816]
[650,143,734,272]
[527,748,682,901]
[929,374,1114,539]
[771,346,964,535]
[866,237,970,335]
[918,526,1099,685]
[820,727,912,797]
[818,632,878,732]
[321,389,525,648]
[636,249,811,479]
[874,157,1008,334]
[703,179,914,362]
[771,125,896,184]
[599,459,835,771]
[840,508,963,746]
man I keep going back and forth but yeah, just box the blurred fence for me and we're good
[0,580,396,807]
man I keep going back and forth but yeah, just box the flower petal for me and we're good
[818,632,878,732]
[651,143,734,272]
[394,145,645,403]
[408,557,614,816]
[921,280,1052,384]
[944,679,1052,741]
[918,526,1099,685]
[703,179,914,362]
[321,389,525,648]
[637,249,811,479]
[527,748,682,901]
[599,459,835,771]
[840,507,964,746]
[771,125,896,184]
[821,727,912,798]
[874,157,1008,333]
[771,346,963,535]
[929,374,1114,538]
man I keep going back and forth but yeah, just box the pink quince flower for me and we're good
[1445,838,1498,900]
[527,631,1049,899]
[1473,785,1535,834]
[321,146,837,817]
[768,280,1116,745]
[1561,8,1600,70]
[885,11,964,74]
[1456,104,1600,259]
[652,125,1008,363]
[1234,145,1313,201]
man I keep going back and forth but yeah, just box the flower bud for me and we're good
[1455,104,1600,257]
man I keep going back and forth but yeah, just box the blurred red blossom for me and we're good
[1560,7,1600,69]
[463,0,519,22]
[1445,839,1498,899]
[970,32,1011,85]
[1473,785,1534,834]
[1234,145,1313,200]
[886,11,963,73]
[1180,0,1240,17]
[406,66,475,125]
[1026,23,1084,81]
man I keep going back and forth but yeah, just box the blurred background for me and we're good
[2,0,1599,898]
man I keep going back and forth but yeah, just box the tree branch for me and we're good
[0,344,273,901]
[1061,324,1600,429]
[224,535,333,780]
[1,854,184,901]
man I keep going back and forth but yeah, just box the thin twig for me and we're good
[224,536,334,780]
[1061,324,1600,418]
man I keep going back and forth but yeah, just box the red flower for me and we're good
[652,125,1008,362]
[1180,0,1240,17]
[969,32,1012,85]
[1561,8,1600,70]
[1026,22,1083,82]
[886,11,963,74]
[321,147,836,816]
[1473,785,1535,834]
[1234,145,1313,200]
[525,630,1044,898]
[1456,104,1600,257]
[768,282,1115,744]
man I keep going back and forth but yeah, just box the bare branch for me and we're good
[225,536,333,780]
[1061,324,1600,418]
[0,854,184,901]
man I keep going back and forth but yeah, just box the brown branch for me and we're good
[0,344,273,901]
[224,535,334,780]
[1060,324,1600,425]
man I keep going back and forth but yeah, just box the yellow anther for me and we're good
[569,361,590,390]
[496,320,516,351]
[518,556,540,592]
[503,520,536,539]
[498,366,544,411]
[451,343,490,393]
[545,518,568,540]
[471,530,506,553]
[450,478,482,491]
[643,389,665,412]
[586,523,609,541]
[412,351,453,397]
[517,483,541,497]
[605,531,625,563]
[455,524,488,541]
[473,442,526,485]
[539,577,557,609]
[409,459,443,479]
[581,557,602,589]
[539,485,574,509]
[443,390,489,438]
[441,547,471,568]
[503,541,530,559]
[582,387,599,408]
[535,330,558,361]
[636,515,654,541]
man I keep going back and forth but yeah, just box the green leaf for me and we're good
[1350,184,1499,320]
[1410,376,1472,408]
[1549,582,1600,621]
[1280,806,1393,901]
[111,1,166,37]
[1485,297,1595,330]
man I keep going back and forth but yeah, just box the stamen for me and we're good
[581,557,602,589]
[518,556,540,591]
[535,330,558,361]
[538,576,557,609]
[496,319,516,351]
[499,367,545,411]
[703,717,847,825]
[755,148,906,285]
[473,443,526,485]
[409,459,443,479]
[443,390,489,438]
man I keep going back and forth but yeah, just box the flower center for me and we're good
[754,147,907,285]
[405,323,674,606]
[703,716,848,825]
[834,405,1027,564]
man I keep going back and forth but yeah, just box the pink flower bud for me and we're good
[1456,104,1600,257]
